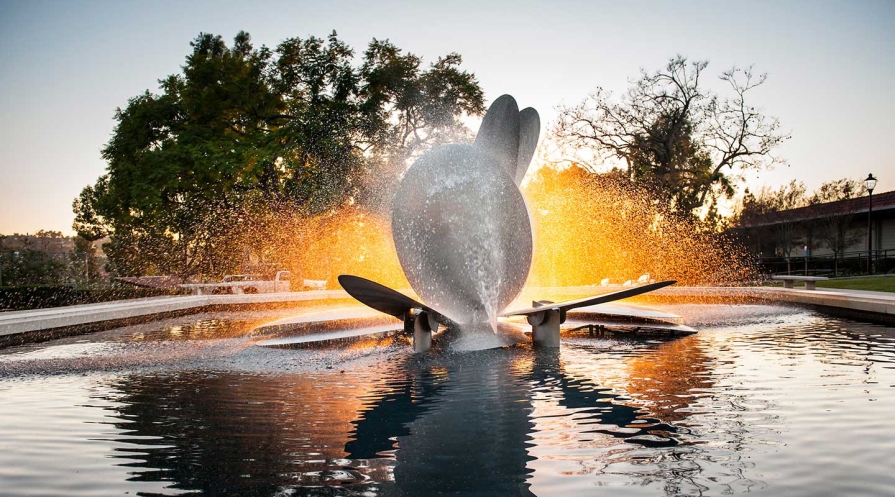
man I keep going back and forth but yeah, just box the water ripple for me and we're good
[0,304,894,495]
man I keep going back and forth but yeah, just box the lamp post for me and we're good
[865,173,877,274]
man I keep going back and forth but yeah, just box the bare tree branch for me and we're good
[552,56,790,218]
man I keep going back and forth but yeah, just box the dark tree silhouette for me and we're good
[74,31,484,279]
[554,56,789,218]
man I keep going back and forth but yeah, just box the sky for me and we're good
[1,0,893,235]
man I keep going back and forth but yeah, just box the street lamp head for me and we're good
[865,173,877,193]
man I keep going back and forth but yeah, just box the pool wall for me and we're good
[2,286,894,348]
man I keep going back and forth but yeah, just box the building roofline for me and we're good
[738,189,895,228]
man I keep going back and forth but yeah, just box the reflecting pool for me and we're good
[1,304,894,496]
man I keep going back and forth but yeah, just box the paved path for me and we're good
[1,286,892,346]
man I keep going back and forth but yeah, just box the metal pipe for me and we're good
[867,188,873,274]
[865,173,877,274]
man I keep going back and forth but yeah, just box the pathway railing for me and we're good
[756,249,894,276]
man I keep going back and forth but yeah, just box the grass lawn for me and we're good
[815,276,895,293]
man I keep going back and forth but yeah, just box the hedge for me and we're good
[0,286,188,311]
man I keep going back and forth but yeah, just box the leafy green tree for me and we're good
[74,31,483,279]
[554,56,789,218]
[72,180,108,242]
[67,235,102,287]
[358,41,485,209]
[0,249,66,287]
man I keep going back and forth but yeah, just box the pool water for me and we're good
[1,304,894,496]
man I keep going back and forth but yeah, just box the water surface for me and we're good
[1,304,894,496]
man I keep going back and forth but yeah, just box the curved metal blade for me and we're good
[338,275,450,325]
[499,280,676,317]
[473,94,520,177]
[515,107,540,185]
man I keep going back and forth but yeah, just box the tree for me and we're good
[809,178,867,276]
[734,180,808,272]
[358,40,485,209]
[68,236,101,287]
[553,56,789,218]
[75,31,483,280]
[809,178,867,205]
[72,178,109,242]
[0,248,66,287]
[733,177,870,276]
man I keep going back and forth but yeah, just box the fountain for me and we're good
[337,95,682,351]
[5,96,894,496]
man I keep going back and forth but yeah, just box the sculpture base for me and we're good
[405,309,438,353]
[528,309,562,348]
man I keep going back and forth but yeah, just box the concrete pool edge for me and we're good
[0,291,355,347]
[1,286,893,347]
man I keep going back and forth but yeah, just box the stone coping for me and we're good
[1,286,893,346]
[0,290,349,337]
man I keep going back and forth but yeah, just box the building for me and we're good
[733,190,895,275]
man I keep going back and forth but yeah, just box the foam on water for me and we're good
[447,321,529,351]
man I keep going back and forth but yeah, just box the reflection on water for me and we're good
[97,372,384,495]
[1,305,895,496]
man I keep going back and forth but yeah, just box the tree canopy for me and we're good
[807,178,867,205]
[807,178,868,273]
[735,180,809,259]
[75,31,484,279]
[553,56,789,219]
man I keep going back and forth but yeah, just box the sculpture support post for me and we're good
[405,309,437,353]
[527,309,562,348]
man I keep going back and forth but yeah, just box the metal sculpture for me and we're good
[339,95,677,351]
